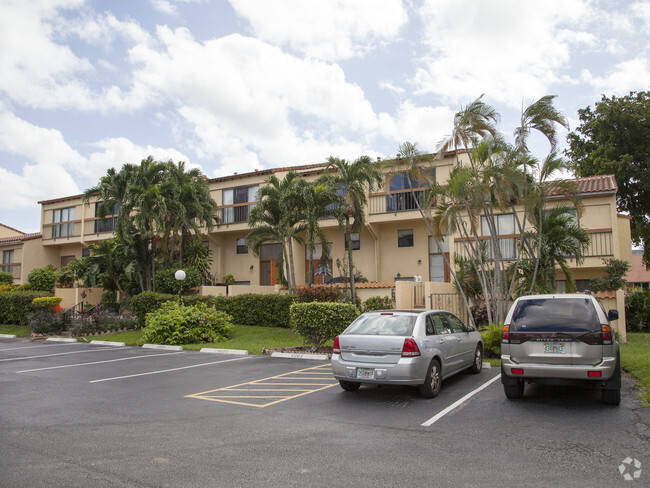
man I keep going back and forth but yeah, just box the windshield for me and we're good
[511,298,600,332]
[345,314,416,336]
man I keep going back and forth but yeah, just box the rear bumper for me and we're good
[330,354,428,385]
[501,355,618,381]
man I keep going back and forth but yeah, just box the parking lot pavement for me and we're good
[1,340,648,487]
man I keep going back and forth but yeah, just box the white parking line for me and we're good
[0,347,120,362]
[16,351,184,373]
[89,356,250,383]
[421,374,502,427]
[0,343,79,353]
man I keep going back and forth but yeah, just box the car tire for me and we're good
[503,380,524,399]
[339,380,361,392]
[468,345,483,374]
[602,355,622,405]
[419,359,442,398]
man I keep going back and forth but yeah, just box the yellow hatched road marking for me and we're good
[185,364,338,408]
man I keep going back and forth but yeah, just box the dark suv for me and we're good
[500,293,621,405]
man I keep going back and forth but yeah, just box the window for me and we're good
[52,207,76,238]
[306,243,333,284]
[82,248,91,258]
[386,170,434,212]
[429,236,450,283]
[445,313,467,333]
[398,229,413,247]
[345,232,360,251]
[94,202,119,233]
[481,214,516,260]
[61,256,75,267]
[2,250,14,274]
[222,185,258,224]
[236,238,248,254]
[426,314,451,335]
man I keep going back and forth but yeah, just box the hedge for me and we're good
[129,291,298,328]
[290,302,360,352]
[0,290,52,325]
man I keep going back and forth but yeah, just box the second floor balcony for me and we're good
[369,189,428,215]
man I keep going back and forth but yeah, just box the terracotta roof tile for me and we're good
[0,232,42,244]
[575,174,618,194]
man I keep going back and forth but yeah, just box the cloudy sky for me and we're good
[1,0,648,233]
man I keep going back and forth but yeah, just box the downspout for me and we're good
[365,222,380,282]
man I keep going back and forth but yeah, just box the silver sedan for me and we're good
[331,309,483,397]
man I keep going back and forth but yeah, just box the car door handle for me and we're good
[438,339,445,345]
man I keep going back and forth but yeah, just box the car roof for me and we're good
[515,293,595,301]
[365,309,449,314]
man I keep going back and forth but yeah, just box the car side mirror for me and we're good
[607,309,619,321]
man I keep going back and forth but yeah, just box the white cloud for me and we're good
[631,1,650,27]
[582,57,650,95]
[151,0,177,15]
[414,0,594,106]
[229,0,408,61]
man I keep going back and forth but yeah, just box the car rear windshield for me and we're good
[345,314,416,336]
[510,298,600,332]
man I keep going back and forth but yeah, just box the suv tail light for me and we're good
[333,336,340,354]
[401,338,421,357]
[602,325,612,345]
[502,325,510,344]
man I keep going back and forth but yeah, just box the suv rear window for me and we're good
[511,298,600,332]
[345,314,416,336]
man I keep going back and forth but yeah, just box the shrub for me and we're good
[67,310,138,336]
[100,290,120,313]
[363,296,393,312]
[32,296,63,309]
[0,290,52,325]
[142,301,233,345]
[154,266,202,294]
[130,291,176,328]
[480,323,503,358]
[297,286,342,303]
[290,302,360,352]
[28,310,64,334]
[0,284,14,292]
[27,265,57,292]
[0,271,13,285]
[471,303,493,328]
[625,288,650,332]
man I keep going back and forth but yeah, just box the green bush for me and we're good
[67,310,138,336]
[27,309,64,334]
[296,286,342,303]
[0,271,13,285]
[130,291,176,328]
[626,288,650,332]
[363,296,393,312]
[0,290,52,325]
[27,265,57,292]
[480,323,503,358]
[32,296,63,309]
[142,301,233,345]
[290,302,360,352]
[154,266,202,294]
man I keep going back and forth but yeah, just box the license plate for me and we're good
[544,343,566,354]
[357,368,375,379]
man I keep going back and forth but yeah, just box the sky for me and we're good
[1,0,649,233]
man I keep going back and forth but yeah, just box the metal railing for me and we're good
[369,190,428,215]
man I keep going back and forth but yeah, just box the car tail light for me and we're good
[333,336,340,354]
[588,371,602,378]
[512,368,524,375]
[602,325,612,345]
[502,325,510,344]
[401,338,421,357]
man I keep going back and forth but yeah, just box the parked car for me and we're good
[500,293,621,405]
[331,310,483,398]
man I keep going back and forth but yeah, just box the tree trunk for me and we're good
[346,217,356,303]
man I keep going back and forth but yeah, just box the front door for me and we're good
[260,243,283,286]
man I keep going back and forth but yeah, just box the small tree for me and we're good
[589,258,631,292]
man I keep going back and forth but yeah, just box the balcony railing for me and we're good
[369,189,428,215]
[219,202,255,225]
[42,221,81,240]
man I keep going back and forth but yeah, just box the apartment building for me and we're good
[26,151,631,294]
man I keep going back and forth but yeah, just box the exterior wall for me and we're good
[54,286,103,309]
[0,225,23,239]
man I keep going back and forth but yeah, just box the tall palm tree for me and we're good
[246,172,304,293]
[324,155,382,302]
[294,177,342,286]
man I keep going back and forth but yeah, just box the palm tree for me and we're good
[246,172,304,293]
[294,177,342,286]
[324,155,382,302]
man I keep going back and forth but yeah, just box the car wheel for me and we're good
[419,359,442,398]
[503,380,524,399]
[339,380,361,392]
[468,345,483,374]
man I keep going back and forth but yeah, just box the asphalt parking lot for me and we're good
[1,338,648,488]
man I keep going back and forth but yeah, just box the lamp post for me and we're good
[174,269,186,303]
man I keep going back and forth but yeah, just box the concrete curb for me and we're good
[0,334,17,340]
[142,343,183,351]
[90,340,126,347]
[483,363,492,369]
[45,338,77,343]
[271,352,330,360]
[200,348,248,356]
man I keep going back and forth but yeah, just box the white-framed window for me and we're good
[236,237,248,254]
[481,214,516,260]
[222,185,258,224]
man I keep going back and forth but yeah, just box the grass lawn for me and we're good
[621,333,650,407]
[0,325,31,337]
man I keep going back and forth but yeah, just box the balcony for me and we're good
[219,202,255,225]
[369,189,428,215]
[42,221,81,241]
